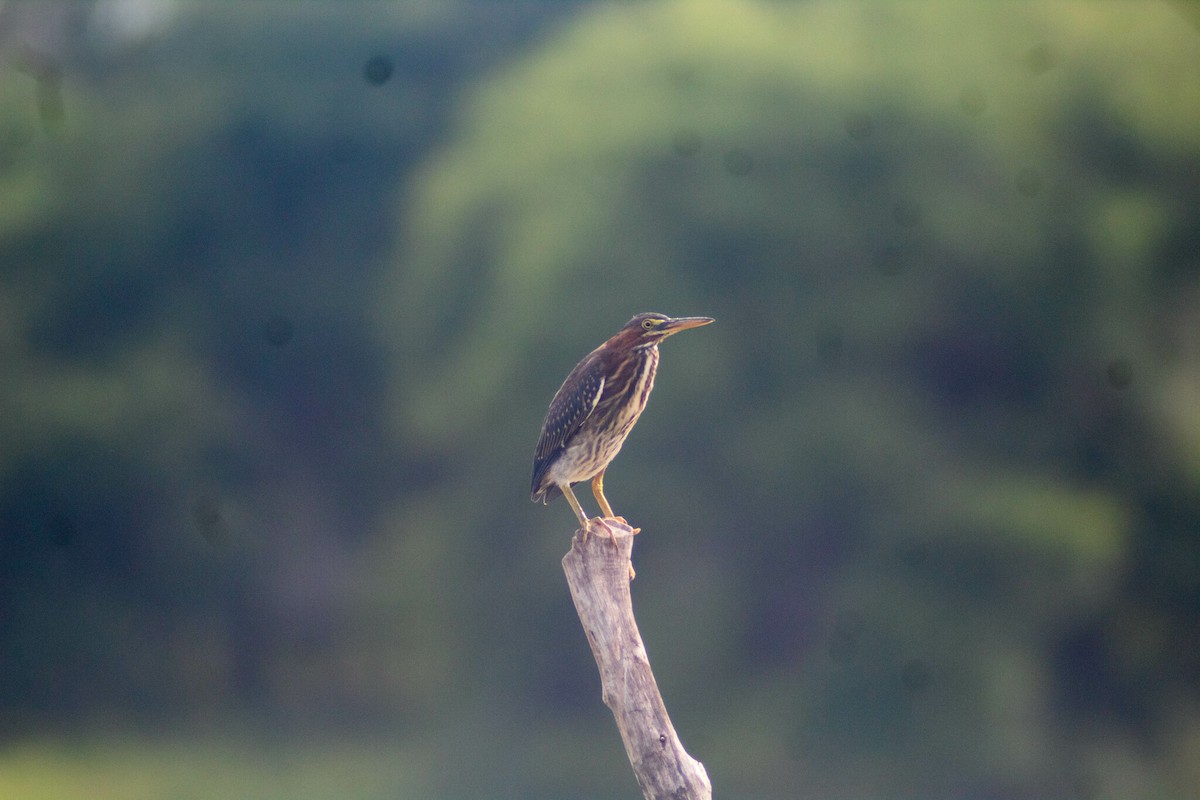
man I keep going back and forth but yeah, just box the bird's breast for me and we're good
[589,345,659,440]
[545,346,660,485]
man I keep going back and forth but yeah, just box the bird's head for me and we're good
[610,312,714,350]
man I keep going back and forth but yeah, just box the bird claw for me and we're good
[605,516,641,535]
[580,516,614,544]
[594,517,620,545]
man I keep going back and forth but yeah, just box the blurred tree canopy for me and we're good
[379,3,1200,796]
[2,2,1199,799]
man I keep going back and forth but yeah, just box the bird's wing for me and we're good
[531,358,605,497]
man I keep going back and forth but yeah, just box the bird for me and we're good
[531,312,714,538]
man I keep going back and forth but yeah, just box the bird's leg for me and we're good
[591,472,637,579]
[560,483,593,542]
[557,475,636,581]
[591,470,624,523]
[591,470,640,536]
[591,470,623,546]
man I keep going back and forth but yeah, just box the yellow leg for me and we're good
[591,471,636,580]
[591,470,615,518]
[560,483,590,529]
[591,470,640,539]
[589,471,627,552]
[562,483,610,546]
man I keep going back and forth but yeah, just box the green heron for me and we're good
[531,312,714,535]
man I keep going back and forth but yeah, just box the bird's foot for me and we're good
[580,516,613,544]
[592,516,619,545]
[607,515,641,535]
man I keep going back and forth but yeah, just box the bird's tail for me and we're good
[530,482,562,504]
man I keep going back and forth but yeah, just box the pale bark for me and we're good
[562,520,712,800]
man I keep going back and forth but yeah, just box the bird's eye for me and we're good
[642,319,655,331]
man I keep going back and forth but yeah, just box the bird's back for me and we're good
[531,348,606,501]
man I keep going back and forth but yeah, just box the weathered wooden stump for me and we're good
[562,519,712,800]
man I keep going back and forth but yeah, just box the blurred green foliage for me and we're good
[2,2,1199,798]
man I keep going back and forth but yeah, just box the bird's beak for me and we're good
[660,316,715,335]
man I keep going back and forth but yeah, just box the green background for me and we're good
[2,2,1198,798]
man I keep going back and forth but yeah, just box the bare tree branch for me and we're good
[562,521,712,800]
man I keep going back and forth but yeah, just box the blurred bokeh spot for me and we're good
[362,54,393,86]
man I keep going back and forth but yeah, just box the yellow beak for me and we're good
[660,316,715,335]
